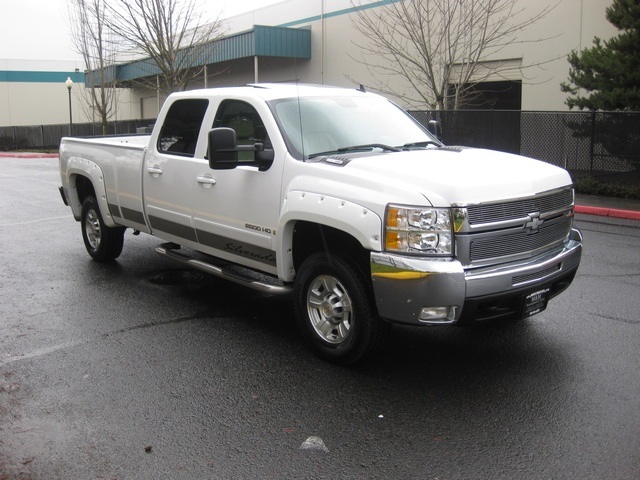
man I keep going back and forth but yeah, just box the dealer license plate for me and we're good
[522,288,550,318]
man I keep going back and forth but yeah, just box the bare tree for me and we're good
[350,0,556,109]
[69,0,119,134]
[105,0,224,96]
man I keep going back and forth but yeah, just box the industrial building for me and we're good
[0,0,619,129]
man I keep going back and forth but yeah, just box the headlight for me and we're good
[385,205,453,255]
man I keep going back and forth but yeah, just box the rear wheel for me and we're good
[81,196,125,262]
[294,252,389,365]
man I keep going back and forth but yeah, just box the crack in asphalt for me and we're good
[103,310,214,336]
[0,311,214,367]
[0,216,71,228]
[593,313,640,325]
[0,342,83,368]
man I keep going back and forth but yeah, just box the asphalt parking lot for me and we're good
[1,156,639,479]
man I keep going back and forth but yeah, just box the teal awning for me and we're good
[113,25,311,82]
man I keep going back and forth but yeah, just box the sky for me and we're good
[0,0,282,62]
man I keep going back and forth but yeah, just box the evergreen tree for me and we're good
[561,0,640,110]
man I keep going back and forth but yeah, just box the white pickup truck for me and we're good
[59,84,582,364]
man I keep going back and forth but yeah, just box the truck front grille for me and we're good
[456,187,575,267]
[467,188,574,225]
[512,264,561,286]
[469,217,572,261]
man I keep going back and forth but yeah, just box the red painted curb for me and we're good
[575,205,640,221]
[0,152,59,158]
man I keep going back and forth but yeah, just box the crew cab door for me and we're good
[143,98,209,245]
[192,99,284,274]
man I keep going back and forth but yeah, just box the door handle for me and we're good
[147,165,163,177]
[197,175,217,188]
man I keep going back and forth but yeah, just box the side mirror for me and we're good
[208,127,239,170]
[207,126,275,171]
[427,120,442,140]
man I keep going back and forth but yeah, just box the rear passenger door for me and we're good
[143,98,209,246]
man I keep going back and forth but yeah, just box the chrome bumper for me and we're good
[370,228,582,325]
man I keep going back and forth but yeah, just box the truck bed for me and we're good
[59,134,150,231]
[61,134,150,149]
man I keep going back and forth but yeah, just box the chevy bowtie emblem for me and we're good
[525,212,544,233]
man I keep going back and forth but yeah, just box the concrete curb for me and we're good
[574,205,640,221]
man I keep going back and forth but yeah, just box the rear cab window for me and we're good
[158,99,209,157]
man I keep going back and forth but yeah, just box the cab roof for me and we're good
[168,83,376,102]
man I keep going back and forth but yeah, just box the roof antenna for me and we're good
[358,84,366,93]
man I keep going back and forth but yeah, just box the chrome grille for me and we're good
[467,188,574,225]
[469,217,572,262]
[512,264,561,286]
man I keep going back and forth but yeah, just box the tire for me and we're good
[294,252,389,365]
[81,196,125,262]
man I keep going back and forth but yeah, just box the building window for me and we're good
[447,80,522,110]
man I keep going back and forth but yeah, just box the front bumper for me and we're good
[370,228,582,325]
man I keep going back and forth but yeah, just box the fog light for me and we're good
[419,306,457,323]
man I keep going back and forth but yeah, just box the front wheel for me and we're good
[294,252,389,365]
[81,196,125,262]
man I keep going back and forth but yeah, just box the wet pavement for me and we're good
[1,155,639,479]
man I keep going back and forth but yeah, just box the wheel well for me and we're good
[74,175,96,205]
[292,221,370,275]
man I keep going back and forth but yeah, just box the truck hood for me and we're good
[342,147,573,206]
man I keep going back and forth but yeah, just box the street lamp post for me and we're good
[65,77,73,136]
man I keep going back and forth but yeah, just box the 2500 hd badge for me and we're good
[245,223,275,235]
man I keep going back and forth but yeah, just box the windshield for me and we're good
[269,95,440,160]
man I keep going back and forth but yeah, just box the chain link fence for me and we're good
[0,120,156,151]
[2,110,639,187]
[410,110,640,186]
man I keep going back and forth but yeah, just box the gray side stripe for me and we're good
[109,203,121,218]
[147,216,276,267]
[148,216,198,242]
[121,207,147,226]
[196,229,277,267]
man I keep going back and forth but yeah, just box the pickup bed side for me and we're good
[59,136,149,231]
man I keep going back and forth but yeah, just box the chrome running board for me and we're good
[155,244,292,295]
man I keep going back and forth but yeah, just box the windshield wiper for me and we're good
[338,143,402,153]
[308,143,401,159]
[401,140,441,149]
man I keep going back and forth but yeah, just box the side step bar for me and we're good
[155,244,293,295]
